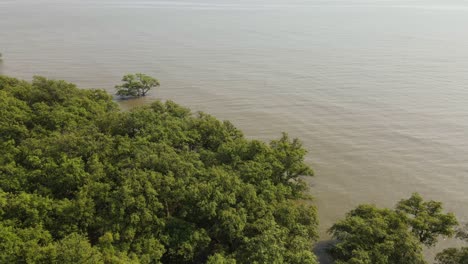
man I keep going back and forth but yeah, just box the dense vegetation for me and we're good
[0,75,318,263]
[435,224,468,264]
[1,74,465,264]
[328,193,458,264]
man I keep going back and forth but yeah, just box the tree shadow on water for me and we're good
[313,239,336,264]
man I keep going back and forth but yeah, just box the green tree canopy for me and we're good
[328,193,458,264]
[115,73,160,97]
[0,75,318,263]
[435,223,468,264]
[435,247,468,264]
[328,204,426,264]
[395,193,458,247]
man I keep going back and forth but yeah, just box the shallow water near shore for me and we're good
[1,0,468,261]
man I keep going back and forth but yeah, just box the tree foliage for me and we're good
[115,73,160,97]
[328,205,426,264]
[328,193,458,264]
[435,247,468,264]
[0,75,318,263]
[435,223,468,264]
[395,193,458,247]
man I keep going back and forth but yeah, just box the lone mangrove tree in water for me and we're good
[115,73,159,97]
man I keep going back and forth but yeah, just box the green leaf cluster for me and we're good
[115,73,160,97]
[328,193,458,264]
[435,224,468,264]
[0,75,318,263]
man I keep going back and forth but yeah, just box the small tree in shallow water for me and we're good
[115,73,159,97]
